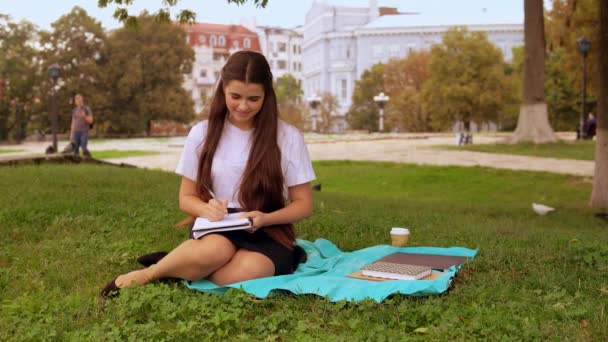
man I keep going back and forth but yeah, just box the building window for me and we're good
[277,60,286,69]
[233,40,239,48]
[341,79,347,100]
[219,36,226,46]
[390,44,400,57]
[346,47,351,59]
[200,69,207,78]
[198,35,205,44]
[244,38,251,48]
[293,62,297,71]
[213,52,228,61]
[210,35,217,46]
[372,45,384,57]
[278,42,287,52]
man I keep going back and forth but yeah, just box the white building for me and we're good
[181,23,261,114]
[255,26,304,84]
[302,0,524,132]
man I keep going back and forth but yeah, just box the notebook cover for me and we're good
[377,253,469,270]
[362,262,431,277]
[347,270,443,282]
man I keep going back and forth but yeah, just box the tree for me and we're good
[317,92,338,134]
[589,0,608,209]
[383,51,431,132]
[346,63,384,132]
[422,27,514,132]
[275,74,305,129]
[97,0,268,26]
[104,13,195,135]
[546,0,600,103]
[38,7,109,136]
[510,0,559,143]
[0,15,39,142]
[545,48,579,131]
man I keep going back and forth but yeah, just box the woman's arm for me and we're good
[240,182,313,230]
[85,108,94,124]
[179,177,228,222]
[69,116,75,141]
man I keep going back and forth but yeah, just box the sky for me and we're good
[1,0,527,31]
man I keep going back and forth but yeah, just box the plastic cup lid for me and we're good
[390,227,409,234]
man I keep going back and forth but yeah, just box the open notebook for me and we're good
[191,213,253,239]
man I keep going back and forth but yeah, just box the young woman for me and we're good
[101,51,315,297]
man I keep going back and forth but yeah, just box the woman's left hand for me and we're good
[239,211,268,233]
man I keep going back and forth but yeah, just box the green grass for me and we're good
[438,140,596,161]
[91,149,161,159]
[0,148,24,154]
[1,161,607,340]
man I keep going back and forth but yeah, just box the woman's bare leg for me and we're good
[115,234,237,288]
[208,249,275,286]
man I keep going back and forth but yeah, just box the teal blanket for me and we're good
[185,238,477,302]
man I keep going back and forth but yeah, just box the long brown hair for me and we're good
[196,51,295,249]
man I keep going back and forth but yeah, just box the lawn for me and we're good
[0,148,24,154]
[0,162,606,340]
[91,149,161,159]
[438,140,596,161]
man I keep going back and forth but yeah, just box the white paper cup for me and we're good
[390,227,410,247]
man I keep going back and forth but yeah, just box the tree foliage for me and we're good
[274,74,304,129]
[422,27,515,131]
[97,0,268,27]
[317,92,338,134]
[0,15,40,141]
[546,0,599,104]
[383,51,431,132]
[38,7,109,135]
[346,63,384,132]
[103,12,195,135]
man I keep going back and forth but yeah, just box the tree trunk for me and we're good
[589,0,608,209]
[510,0,558,143]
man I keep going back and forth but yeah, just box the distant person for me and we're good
[584,112,596,140]
[69,94,94,157]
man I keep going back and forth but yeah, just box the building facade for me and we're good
[302,0,524,133]
[181,23,261,113]
[254,26,304,84]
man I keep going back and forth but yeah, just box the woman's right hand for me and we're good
[203,199,228,221]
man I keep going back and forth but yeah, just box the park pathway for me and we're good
[0,133,595,177]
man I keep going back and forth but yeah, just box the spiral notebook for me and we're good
[361,262,432,280]
[191,213,253,239]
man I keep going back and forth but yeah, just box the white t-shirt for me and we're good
[175,119,316,207]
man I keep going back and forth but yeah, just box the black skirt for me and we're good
[193,229,306,276]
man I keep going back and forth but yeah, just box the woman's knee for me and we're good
[212,251,275,285]
[186,234,236,266]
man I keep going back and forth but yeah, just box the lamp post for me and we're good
[373,91,389,132]
[48,64,60,153]
[307,93,321,132]
[576,36,591,140]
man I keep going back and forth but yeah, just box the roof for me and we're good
[182,22,257,36]
[362,13,522,29]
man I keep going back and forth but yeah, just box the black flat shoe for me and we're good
[100,277,120,299]
[595,212,608,221]
[136,251,168,267]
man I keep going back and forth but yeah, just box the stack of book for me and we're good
[354,252,469,281]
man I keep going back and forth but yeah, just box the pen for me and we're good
[202,182,243,214]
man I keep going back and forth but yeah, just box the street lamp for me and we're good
[307,93,321,132]
[373,91,389,132]
[48,64,60,153]
[576,36,591,140]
